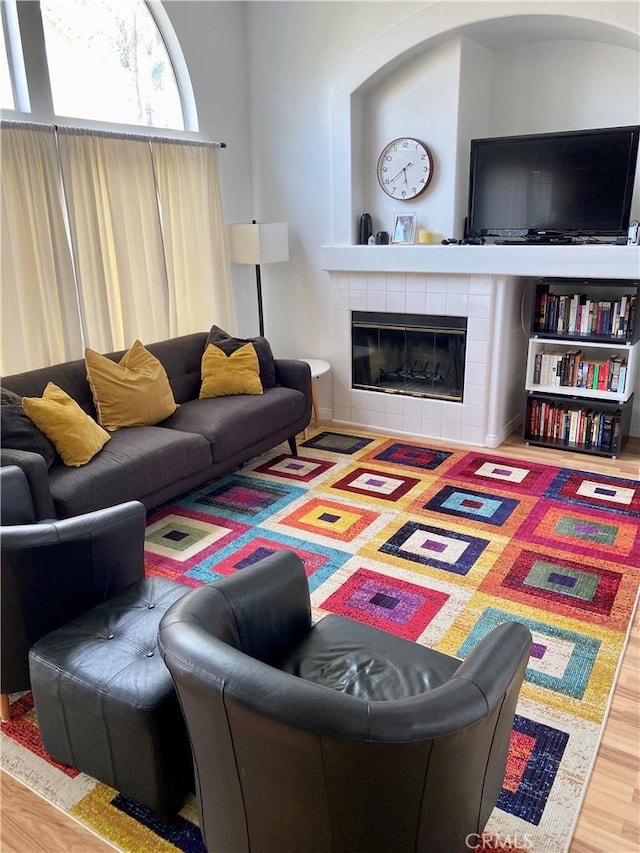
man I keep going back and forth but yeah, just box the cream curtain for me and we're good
[152,141,235,336]
[0,124,83,374]
[56,130,171,353]
[1,124,232,371]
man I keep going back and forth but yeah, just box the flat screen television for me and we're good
[466,126,640,242]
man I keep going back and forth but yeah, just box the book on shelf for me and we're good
[601,413,614,451]
[526,397,623,453]
[535,288,637,340]
[618,364,627,394]
[596,361,609,391]
[532,348,628,393]
[533,352,542,385]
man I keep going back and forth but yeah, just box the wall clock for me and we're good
[377,137,434,200]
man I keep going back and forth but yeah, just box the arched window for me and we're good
[2,0,197,131]
[0,21,13,110]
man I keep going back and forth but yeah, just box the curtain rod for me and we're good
[1,119,226,148]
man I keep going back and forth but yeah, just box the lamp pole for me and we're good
[255,262,264,336]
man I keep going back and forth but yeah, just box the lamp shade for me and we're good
[227,222,289,265]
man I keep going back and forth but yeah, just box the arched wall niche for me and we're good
[330,3,640,244]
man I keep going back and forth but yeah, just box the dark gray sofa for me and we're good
[1,332,312,519]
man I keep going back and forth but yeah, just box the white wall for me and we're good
[362,38,464,241]
[235,0,640,437]
[489,40,640,225]
[489,41,640,137]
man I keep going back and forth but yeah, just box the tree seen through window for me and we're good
[40,0,184,129]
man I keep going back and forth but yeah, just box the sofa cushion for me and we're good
[86,340,178,430]
[48,426,212,517]
[2,359,98,417]
[200,343,263,398]
[22,383,110,467]
[1,387,58,469]
[161,386,306,462]
[143,334,207,404]
[206,326,277,389]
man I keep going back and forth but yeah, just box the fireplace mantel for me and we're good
[321,244,639,279]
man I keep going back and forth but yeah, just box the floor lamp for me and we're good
[227,221,289,337]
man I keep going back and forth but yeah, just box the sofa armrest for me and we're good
[275,359,312,397]
[0,449,56,520]
[0,466,37,524]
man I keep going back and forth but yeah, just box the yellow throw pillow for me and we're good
[22,383,110,467]
[200,343,263,398]
[85,340,178,431]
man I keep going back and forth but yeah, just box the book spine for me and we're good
[533,352,542,385]
[601,413,613,451]
[619,295,627,338]
[618,364,627,394]
[596,361,609,391]
[628,296,637,338]
[611,417,622,454]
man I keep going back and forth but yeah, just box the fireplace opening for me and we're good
[352,311,466,401]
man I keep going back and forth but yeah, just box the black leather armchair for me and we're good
[0,465,146,721]
[159,551,532,853]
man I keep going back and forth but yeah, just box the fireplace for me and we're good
[352,311,467,402]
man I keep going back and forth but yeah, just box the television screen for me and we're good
[467,126,640,241]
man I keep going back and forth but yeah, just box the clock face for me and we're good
[377,138,433,200]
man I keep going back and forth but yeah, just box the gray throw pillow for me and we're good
[206,326,277,389]
[0,386,58,469]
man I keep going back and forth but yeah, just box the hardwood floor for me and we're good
[1,431,638,853]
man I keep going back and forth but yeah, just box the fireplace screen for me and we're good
[352,311,466,402]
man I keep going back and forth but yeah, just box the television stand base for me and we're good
[494,237,585,245]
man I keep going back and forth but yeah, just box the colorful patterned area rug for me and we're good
[2,429,639,853]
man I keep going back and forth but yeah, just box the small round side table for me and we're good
[301,358,331,423]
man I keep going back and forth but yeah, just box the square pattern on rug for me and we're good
[183,475,302,522]
[361,438,455,472]
[251,453,336,483]
[457,607,601,701]
[184,528,350,592]
[497,714,569,827]
[480,542,638,630]
[378,519,491,576]
[324,464,422,505]
[545,468,640,516]
[3,427,638,853]
[320,566,450,641]
[277,496,381,543]
[445,452,560,496]
[516,503,640,566]
[301,430,374,455]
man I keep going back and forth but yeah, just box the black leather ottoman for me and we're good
[28,576,193,815]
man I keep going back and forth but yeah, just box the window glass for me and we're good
[40,0,184,129]
[0,17,15,110]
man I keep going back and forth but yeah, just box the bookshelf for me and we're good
[523,277,639,458]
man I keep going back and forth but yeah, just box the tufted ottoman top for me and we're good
[28,575,193,814]
[30,576,188,709]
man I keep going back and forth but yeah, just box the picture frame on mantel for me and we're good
[391,212,417,244]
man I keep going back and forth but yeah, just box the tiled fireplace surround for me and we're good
[328,270,526,448]
[321,246,636,448]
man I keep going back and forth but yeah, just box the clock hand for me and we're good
[389,162,414,182]
[388,166,407,183]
